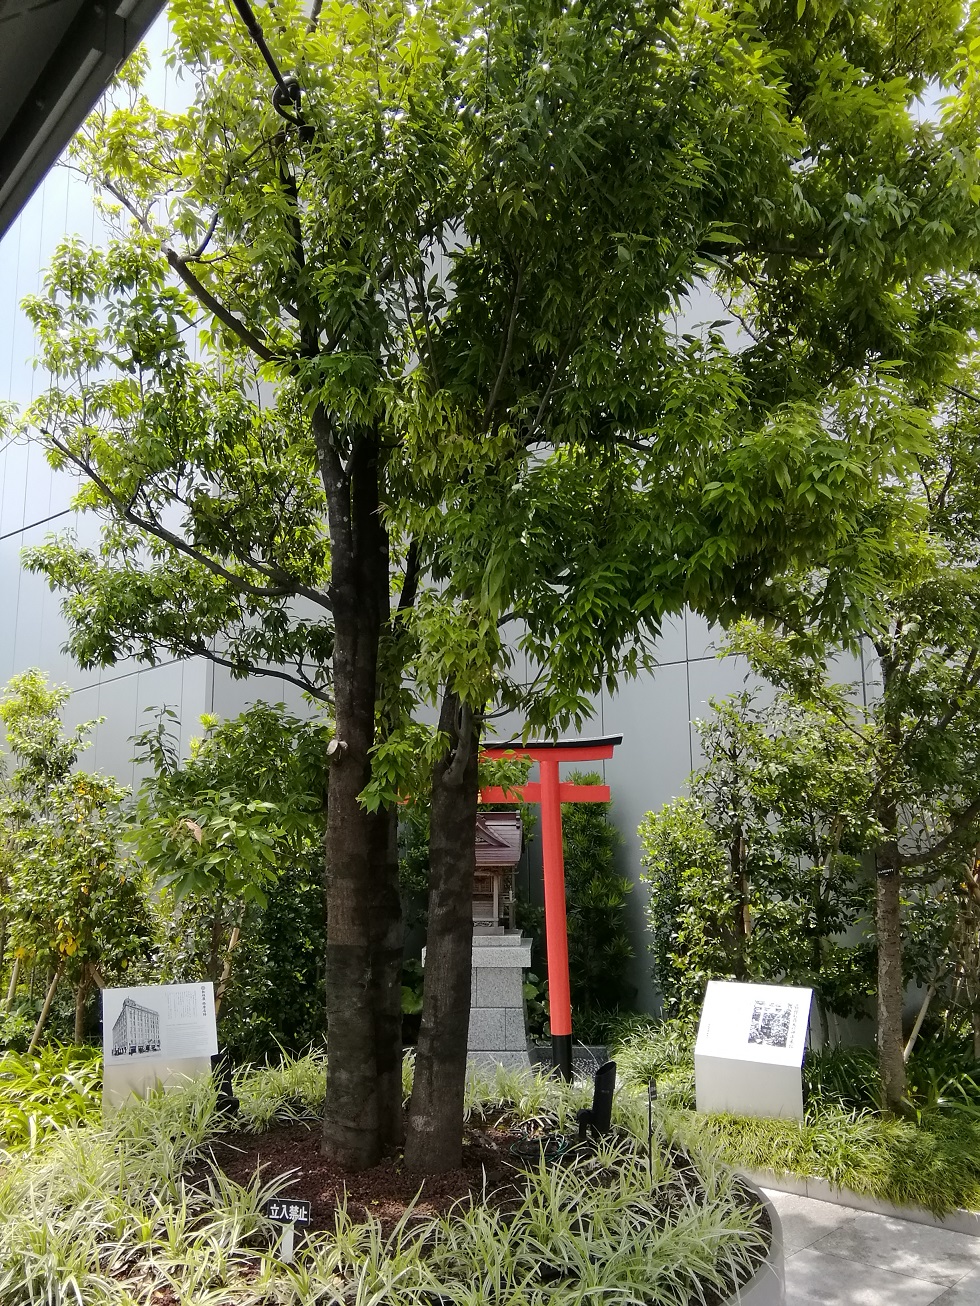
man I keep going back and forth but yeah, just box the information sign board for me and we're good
[102,982,218,1109]
[695,981,813,1119]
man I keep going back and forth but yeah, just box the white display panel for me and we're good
[101,983,218,1109]
[695,981,813,1120]
[103,983,218,1063]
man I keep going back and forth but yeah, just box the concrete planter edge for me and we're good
[738,1167,980,1239]
[722,1174,785,1306]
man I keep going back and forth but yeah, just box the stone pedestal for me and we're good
[468,931,532,1071]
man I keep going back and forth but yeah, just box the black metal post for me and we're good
[552,1032,572,1082]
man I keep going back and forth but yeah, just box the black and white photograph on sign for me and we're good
[102,983,218,1064]
[747,999,795,1049]
[111,997,162,1057]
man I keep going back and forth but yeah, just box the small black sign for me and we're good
[263,1198,311,1225]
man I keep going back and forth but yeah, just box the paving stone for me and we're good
[763,1188,857,1254]
[930,1272,980,1305]
[785,1247,947,1305]
[813,1211,980,1288]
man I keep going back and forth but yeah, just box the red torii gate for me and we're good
[480,734,623,1080]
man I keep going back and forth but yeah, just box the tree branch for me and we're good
[99,178,280,363]
[48,435,331,610]
[164,250,278,362]
[182,638,332,703]
[484,264,523,430]
[900,794,980,869]
[397,538,421,614]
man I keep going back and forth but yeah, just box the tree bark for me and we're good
[73,970,91,1046]
[317,419,401,1170]
[4,956,19,1010]
[28,964,63,1054]
[731,829,749,979]
[405,686,479,1173]
[371,803,405,1151]
[875,853,907,1110]
[214,916,243,1015]
[876,660,909,1114]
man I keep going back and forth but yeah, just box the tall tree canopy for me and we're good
[17,0,980,1165]
[727,365,980,1113]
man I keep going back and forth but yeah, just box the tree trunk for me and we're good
[405,686,479,1174]
[731,829,749,979]
[371,803,405,1151]
[317,419,401,1170]
[28,964,63,1054]
[73,970,91,1046]
[4,956,19,1010]
[214,918,242,1015]
[876,663,909,1114]
[904,979,935,1062]
[876,853,907,1111]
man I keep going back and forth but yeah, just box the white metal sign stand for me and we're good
[695,980,813,1120]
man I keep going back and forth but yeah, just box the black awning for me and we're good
[0,0,165,240]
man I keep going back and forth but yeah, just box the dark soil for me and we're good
[197,1117,528,1233]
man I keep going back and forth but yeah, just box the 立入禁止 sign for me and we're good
[263,1199,312,1225]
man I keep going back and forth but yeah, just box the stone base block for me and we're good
[468,1051,531,1073]
[468,1007,506,1051]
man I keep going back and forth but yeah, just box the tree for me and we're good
[18,0,980,1166]
[0,671,152,1049]
[726,371,980,1109]
[639,691,877,1028]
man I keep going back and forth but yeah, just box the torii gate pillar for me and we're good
[480,734,623,1081]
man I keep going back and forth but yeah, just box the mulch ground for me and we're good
[197,1117,528,1233]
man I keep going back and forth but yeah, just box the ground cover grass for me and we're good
[0,1051,771,1306]
[614,1021,980,1216]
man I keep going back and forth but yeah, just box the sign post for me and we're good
[695,980,813,1119]
[480,734,622,1081]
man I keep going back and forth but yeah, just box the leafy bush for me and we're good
[804,1037,980,1120]
[639,692,877,1023]
[131,704,330,1061]
[612,1024,980,1214]
[0,1009,34,1055]
[0,670,154,1049]
[0,1044,101,1148]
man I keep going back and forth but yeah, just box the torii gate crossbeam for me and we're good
[480,734,623,1081]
